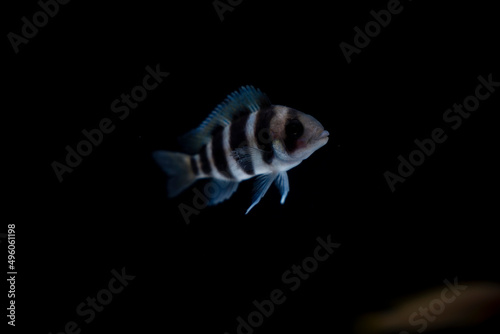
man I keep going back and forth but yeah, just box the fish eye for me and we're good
[285,119,304,140]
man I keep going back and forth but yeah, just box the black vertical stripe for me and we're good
[190,156,199,176]
[199,145,212,174]
[254,106,275,164]
[283,108,303,153]
[211,126,234,178]
[230,113,254,175]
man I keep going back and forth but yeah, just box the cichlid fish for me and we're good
[153,86,329,213]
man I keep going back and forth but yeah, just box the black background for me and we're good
[5,0,500,333]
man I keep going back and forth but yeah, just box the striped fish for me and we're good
[153,86,329,214]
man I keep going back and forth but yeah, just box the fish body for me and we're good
[153,86,329,213]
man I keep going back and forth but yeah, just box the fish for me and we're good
[153,85,329,213]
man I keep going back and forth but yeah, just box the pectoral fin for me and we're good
[231,146,265,175]
[245,173,278,214]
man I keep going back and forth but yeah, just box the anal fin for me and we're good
[206,179,239,206]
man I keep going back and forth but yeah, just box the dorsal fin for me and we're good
[179,85,271,154]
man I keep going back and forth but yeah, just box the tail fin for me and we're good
[152,151,197,198]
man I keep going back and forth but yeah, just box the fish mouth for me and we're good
[317,130,329,139]
[309,129,329,146]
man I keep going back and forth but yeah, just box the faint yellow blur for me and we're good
[355,281,500,333]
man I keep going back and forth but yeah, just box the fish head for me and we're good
[270,106,329,162]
